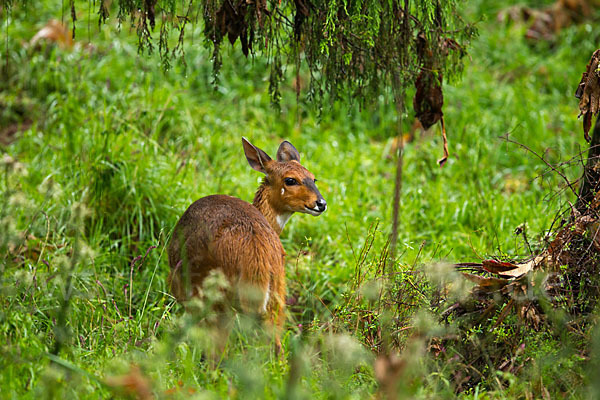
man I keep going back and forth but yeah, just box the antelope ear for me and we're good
[276,141,301,162]
[242,137,272,174]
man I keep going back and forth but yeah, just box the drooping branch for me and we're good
[4,0,476,111]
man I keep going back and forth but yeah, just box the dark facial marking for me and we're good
[302,178,324,200]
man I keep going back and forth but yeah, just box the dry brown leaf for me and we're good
[215,0,269,56]
[500,0,598,41]
[164,380,197,396]
[29,20,73,49]
[461,273,508,289]
[412,30,462,167]
[413,70,443,131]
[457,253,548,295]
[216,0,250,54]
[525,305,542,330]
[438,117,449,167]
[481,259,520,274]
[413,69,448,166]
[489,254,548,278]
[105,365,154,400]
[528,0,574,39]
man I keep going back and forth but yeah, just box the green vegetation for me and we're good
[2,0,600,398]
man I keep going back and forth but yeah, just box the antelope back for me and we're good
[167,195,283,300]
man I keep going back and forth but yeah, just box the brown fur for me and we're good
[167,139,325,351]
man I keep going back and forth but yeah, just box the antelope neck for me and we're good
[252,182,291,235]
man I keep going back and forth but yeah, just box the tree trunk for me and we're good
[576,115,600,212]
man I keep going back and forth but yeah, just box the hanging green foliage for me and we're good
[202,0,477,110]
[1,0,476,110]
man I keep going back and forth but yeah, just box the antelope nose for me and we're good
[316,198,327,212]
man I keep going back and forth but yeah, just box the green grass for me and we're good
[2,1,600,398]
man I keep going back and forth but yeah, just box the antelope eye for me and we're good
[284,178,298,186]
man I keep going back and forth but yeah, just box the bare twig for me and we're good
[501,133,579,199]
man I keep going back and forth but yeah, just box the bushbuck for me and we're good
[168,138,326,351]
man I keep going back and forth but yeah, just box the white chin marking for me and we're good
[304,207,323,216]
[276,212,292,230]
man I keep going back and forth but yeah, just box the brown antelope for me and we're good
[168,138,326,351]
